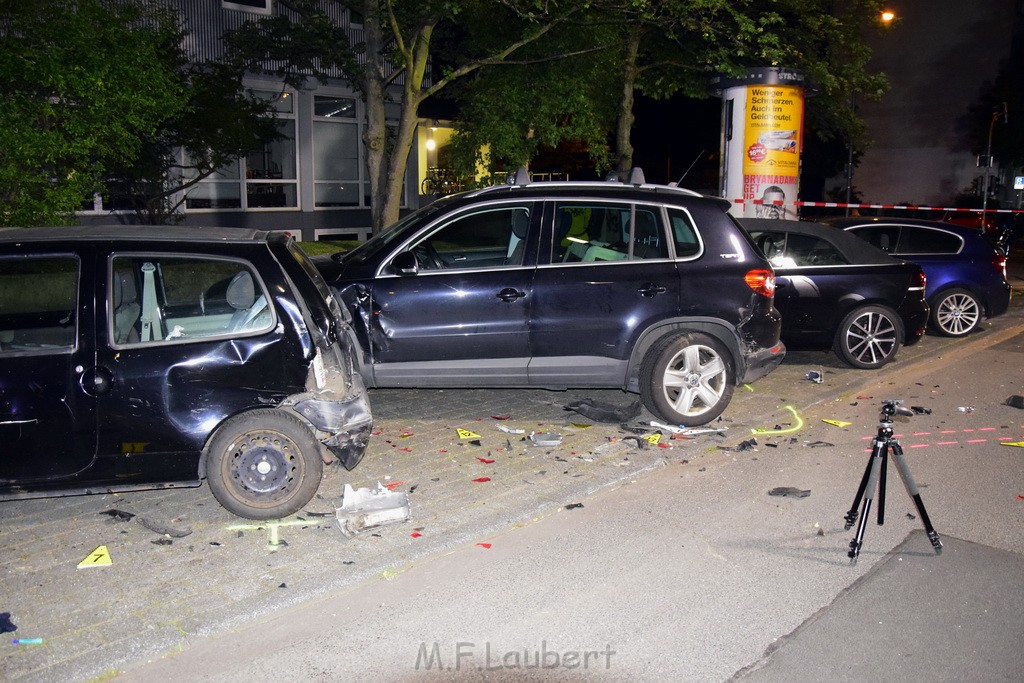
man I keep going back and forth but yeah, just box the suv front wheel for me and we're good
[640,332,735,426]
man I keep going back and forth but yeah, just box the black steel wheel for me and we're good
[205,409,323,520]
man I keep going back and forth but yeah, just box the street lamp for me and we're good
[981,102,1009,225]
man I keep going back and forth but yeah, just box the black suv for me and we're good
[0,227,372,520]
[318,171,785,426]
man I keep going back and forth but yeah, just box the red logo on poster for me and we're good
[747,143,767,163]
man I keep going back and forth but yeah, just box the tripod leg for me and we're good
[877,446,888,525]
[889,442,943,555]
[848,448,884,564]
[845,439,883,530]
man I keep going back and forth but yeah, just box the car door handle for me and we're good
[496,288,526,302]
[637,283,668,297]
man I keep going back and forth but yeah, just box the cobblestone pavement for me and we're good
[2,295,1022,681]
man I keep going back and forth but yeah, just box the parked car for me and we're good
[0,227,372,520]
[316,169,785,427]
[824,217,1011,337]
[739,218,928,369]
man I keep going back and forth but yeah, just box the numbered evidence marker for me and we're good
[822,419,852,428]
[456,428,481,439]
[78,545,112,569]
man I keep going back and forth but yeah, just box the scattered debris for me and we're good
[278,583,287,588]
[491,415,511,420]
[384,481,405,491]
[100,509,135,521]
[565,503,584,510]
[137,517,193,538]
[805,370,823,383]
[11,638,43,645]
[1005,395,1024,409]
[821,419,851,428]
[751,406,804,435]
[649,421,726,436]
[335,482,411,538]
[476,456,495,464]
[0,612,16,634]
[957,406,975,414]
[476,543,492,549]
[803,441,834,448]
[497,424,526,435]
[528,432,563,447]
[720,438,757,452]
[768,487,810,498]
[471,477,492,483]
[564,398,641,423]
[77,545,112,569]
[410,532,422,538]
[911,406,932,415]
[151,538,173,546]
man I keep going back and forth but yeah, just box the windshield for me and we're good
[334,202,447,264]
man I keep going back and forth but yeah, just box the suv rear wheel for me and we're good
[205,409,323,520]
[640,332,735,426]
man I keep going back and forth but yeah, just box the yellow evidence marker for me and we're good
[78,545,112,568]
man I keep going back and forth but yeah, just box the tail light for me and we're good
[745,268,775,297]
[993,252,1007,280]
[909,268,926,291]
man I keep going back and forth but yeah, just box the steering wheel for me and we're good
[413,242,444,270]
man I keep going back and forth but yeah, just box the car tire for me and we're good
[930,287,981,337]
[205,409,323,520]
[639,332,735,426]
[833,305,903,369]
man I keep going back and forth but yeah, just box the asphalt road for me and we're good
[117,295,1024,679]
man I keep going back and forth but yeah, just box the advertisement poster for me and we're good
[741,85,804,218]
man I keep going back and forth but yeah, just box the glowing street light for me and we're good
[880,9,895,23]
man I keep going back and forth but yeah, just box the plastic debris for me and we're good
[491,415,511,420]
[768,487,810,498]
[137,517,192,538]
[476,456,495,464]
[649,421,726,436]
[911,406,932,415]
[720,438,757,452]
[335,482,411,538]
[528,432,563,447]
[384,481,405,490]
[151,538,173,546]
[477,543,492,549]
[100,509,135,521]
[805,370,823,383]
[957,406,975,413]
[564,398,641,423]
[497,424,526,435]
[472,477,492,483]
[11,638,43,645]
[565,503,584,510]
[803,440,834,448]
[1005,395,1024,409]
[0,613,15,634]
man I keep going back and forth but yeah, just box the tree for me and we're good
[104,62,281,225]
[225,0,592,233]
[0,0,185,226]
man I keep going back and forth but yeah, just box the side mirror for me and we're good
[390,251,419,275]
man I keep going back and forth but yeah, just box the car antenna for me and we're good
[672,149,706,187]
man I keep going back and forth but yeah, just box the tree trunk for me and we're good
[361,1,389,232]
[614,25,641,175]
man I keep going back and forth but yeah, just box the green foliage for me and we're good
[0,0,186,226]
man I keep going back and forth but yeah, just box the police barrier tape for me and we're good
[733,198,1024,214]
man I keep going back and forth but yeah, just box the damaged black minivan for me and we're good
[0,227,372,520]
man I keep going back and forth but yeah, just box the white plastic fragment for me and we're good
[528,432,563,447]
[335,482,411,537]
[649,421,727,436]
[497,424,526,435]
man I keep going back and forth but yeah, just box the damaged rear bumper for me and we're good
[294,392,373,471]
[740,341,786,384]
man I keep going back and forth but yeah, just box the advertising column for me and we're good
[711,68,807,219]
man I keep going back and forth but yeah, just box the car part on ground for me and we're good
[317,169,785,426]
[740,218,928,369]
[0,227,372,520]
[826,217,1011,337]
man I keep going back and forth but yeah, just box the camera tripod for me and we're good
[844,400,943,564]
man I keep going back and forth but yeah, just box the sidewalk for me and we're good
[2,300,1022,681]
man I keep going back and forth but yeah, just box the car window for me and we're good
[554,202,668,262]
[667,208,701,258]
[896,227,963,255]
[110,256,273,345]
[750,231,798,268]
[0,256,78,353]
[783,233,849,266]
[850,226,900,253]
[408,204,533,271]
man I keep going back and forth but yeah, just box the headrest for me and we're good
[225,271,256,311]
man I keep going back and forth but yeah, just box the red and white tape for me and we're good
[733,199,1024,214]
